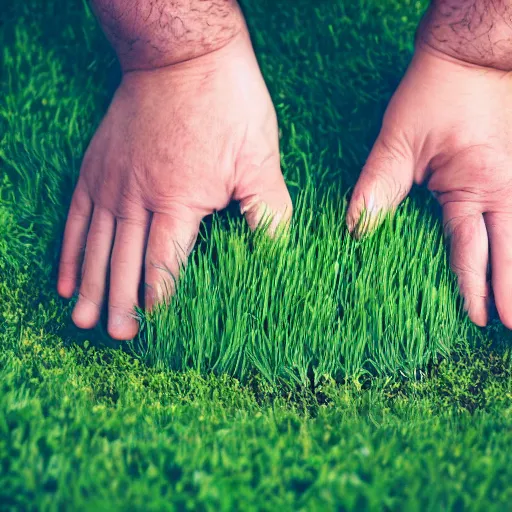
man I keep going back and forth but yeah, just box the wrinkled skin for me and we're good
[57,31,292,340]
[348,46,512,328]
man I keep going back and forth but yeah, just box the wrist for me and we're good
[417,0,512,71]
[91,0,246,72]
[119,27,257,94]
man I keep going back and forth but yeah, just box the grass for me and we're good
[2,340,512,510]
[1,0,512,509]
[141,194,470,386]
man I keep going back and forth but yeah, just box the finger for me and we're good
[108,217,149,340]
[235,154,293,234]
[144,210,200,309]
[445,208,490,327]
[484,212,512,329]
[346,135,415,236]
[57,183,92,298]
[71,207,115,329]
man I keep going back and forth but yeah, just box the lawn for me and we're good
[1,0,512,510]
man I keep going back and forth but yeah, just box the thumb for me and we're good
[347,134,415,236]
[235,154,293,235]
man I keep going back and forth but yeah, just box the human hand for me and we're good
[57,30,292,340]
[347,45,512,328]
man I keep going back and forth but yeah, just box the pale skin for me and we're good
[57,1,292,340]
[58,0,512,339]
[347,1,512,328]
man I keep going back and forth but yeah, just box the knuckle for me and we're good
[444,206,482,237]
[70,185,91,216]
[80,139,102,174]
[108,298,137,314]
[376,133,410,163]
[114,203,146,224]
[357,165,407,207]
[108,290,137,315]
[78,285,102,308]
[78,284,103,306]
[147,258,180,277]
[449,216,479,245]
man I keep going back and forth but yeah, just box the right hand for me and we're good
[347,46,512,329]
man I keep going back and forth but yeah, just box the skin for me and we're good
[57,1,292,340]
[59,0,512,339]
[348,1,512,328]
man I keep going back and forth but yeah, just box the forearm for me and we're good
[90,0,245,71]
[419,0,512,70]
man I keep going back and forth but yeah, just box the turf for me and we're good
[1,0,512,510]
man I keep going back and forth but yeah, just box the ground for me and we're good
[1,0,512,510]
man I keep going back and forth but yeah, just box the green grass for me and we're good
[141,195,470,386]
[1,0,512,510]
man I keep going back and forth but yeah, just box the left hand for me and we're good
[57,31,292,340]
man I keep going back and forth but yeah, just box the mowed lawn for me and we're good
[2,0,512,510]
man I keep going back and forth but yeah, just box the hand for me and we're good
[347,46,512,328]
[57,31,292,340]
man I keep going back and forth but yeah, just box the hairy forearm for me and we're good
[419,0,512,70]
[90,0,245,71]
